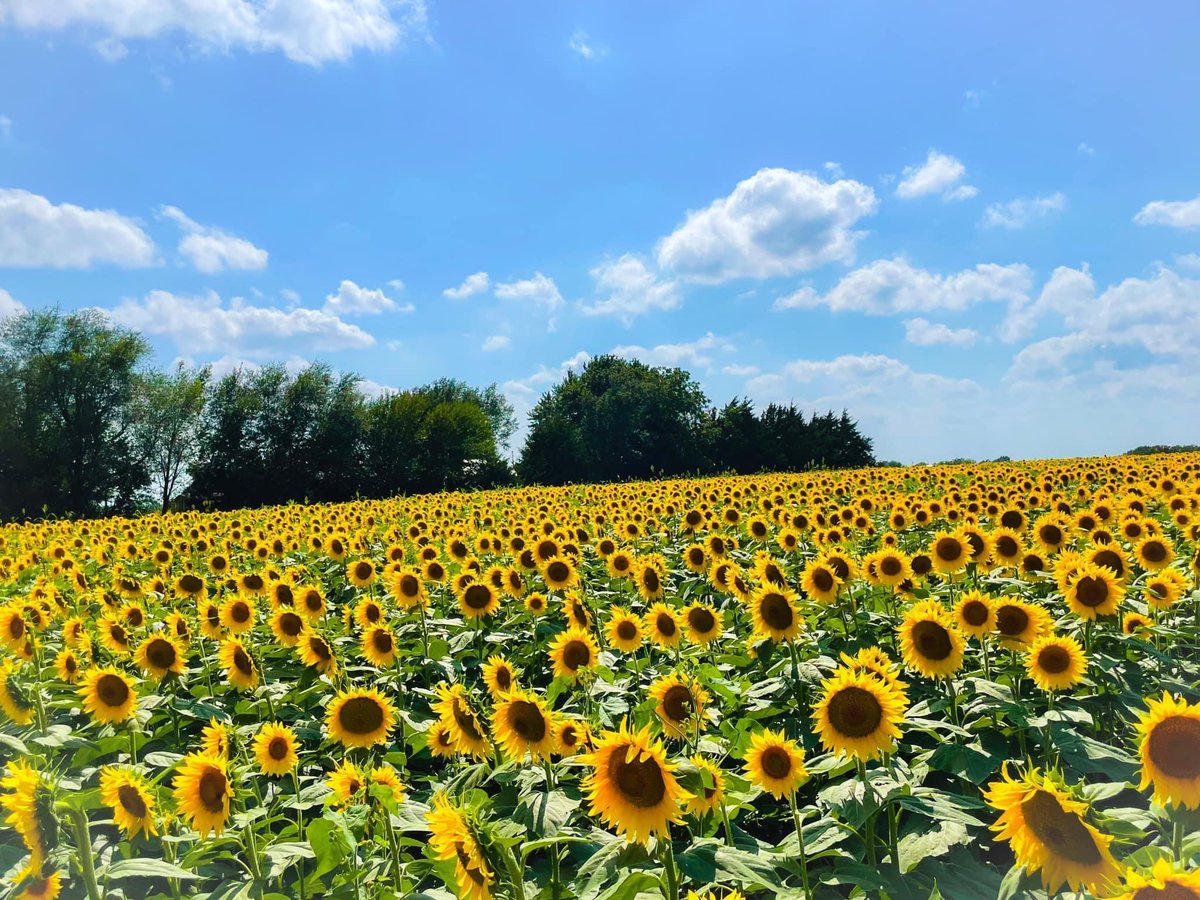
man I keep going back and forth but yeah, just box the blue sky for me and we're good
[2,1,1199,463]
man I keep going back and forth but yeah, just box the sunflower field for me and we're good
[2,455,1200,900]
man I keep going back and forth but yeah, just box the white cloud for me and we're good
[0,287,25,319]
[482,334,510,352]
[94,36,128,61]
[0,188,156,268]
[981,192,1066,229]
[611,332,734,370]
[160,205,267,273]
[357,377,397,399]
[1134,194,1200,230]
[387,278,405,291]
[1077,142,1096,157]
[0,115,11,142]
[581,254,679,322]
[323,279,411,315]
[494,272,563,313]
[569,30,602,59]
[895,151,974,201]
[107,289,374,354]
[656,167,878,283]
[823,161,844,178]
[502,350,592,448]
[903,317,978,347]
[280,288,301,305]
[722,363,759,377]
[775,258,1033,323]
[0,0,428,66]
[1176,253,1200,270]
[443,271,490,299]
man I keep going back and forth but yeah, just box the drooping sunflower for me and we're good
[134,634,185,679]
[1,760,50,871]
[548,627,599,681]
[1122,612,1154,637]
[297,628,338,674]
[198,600,223,639]
[562,592,592,630]
[360,625,398,668]
[635,557,667,602]
[218,637,259,690]
[0,661,35,725]
[744,728,808,798]
[98,615,132,655]
[433,683,492,758]
[953,591,995,638]
[748,586,803,643]
[983,765,1120,894]
[898,601,965,679]
[326,759,366,807]
[606,607,645,652]
[199,717,235,759]
[53,648,82,684]
[1065,563,1125,620]
[1025,634,1088,692]
[326,687,395,748]
[172,753,233,837]
[579,721,691,844]
[14,868,61,900]
[649,673,710,740]
[492,689,557,761]
[251,722,299,776]
[644,603,682,649]
[683,602,723,644]
[80,667,137,724]
[683,755,727,816]
[427,793,495,900]
[482,655,519,699]
[426,720,458,758]
[1107,858,1200,900]
[840,646,909,700]
[1135,692,1200,809]
[800,557,842,604]
[163,612,191,645]
[99,767,157,838]
[813,667,906,760]
[370,765,405,806]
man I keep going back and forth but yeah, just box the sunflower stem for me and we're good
[127,723,139,765]
[1172,814,1184,861]
[719,800,735,848]
[69,807,102,900]
[658,836,680,900]
[290,769,308,900]
[499,840,528,900]
[789,792,811,897]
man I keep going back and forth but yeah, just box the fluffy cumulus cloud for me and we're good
[581,254,679,322]
[903,317,978,347]
[481,334,510,352]
[443,271,490,299]
[0,286,25,318]
[0,188,156,268]
[494,272,563,313]
[323,279,411,315]
[0,0,428,65]
[1133,194,1200,229]
[895,151,976,201]
[981,193,1066,229]
[160,205,267,273]
[655,168,878,283]
[611,332,734,370]
[775,257,1033,323]
[107,289,374,354]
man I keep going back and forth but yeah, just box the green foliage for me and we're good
[1126,444,1200,455]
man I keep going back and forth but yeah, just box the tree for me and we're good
[185,367,269,510]
[134,362,209,512]
[0,309,149,518]
[417,378,517,452]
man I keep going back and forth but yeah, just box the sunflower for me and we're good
[427,793,495,900]
[1025,634,1088,692]
[524,592,548,616]
[994,599,1051,649]
[15,869,61,900]
[164,612,192,645]
[1135,692,1200,809]
[929,531,970,575]
[649,673,710,740]
[326,687,395,748]
[482,655,519,698]
[326,759,366,807]
[1,760,50,871]
[683,603,723,644]
[898,601,965,679]
[1122,612,1153,636]
[813,667,906,760]
[683,755,727,816]
[545,616,601,675]
[219,596,256,634]
[556,718,593,756]
[269,607,306,646]
[252,723,299,776]
[433,683,492,758]
[174,573,206,599]
[579,721,690,844]
[80,667,137,724]
[218,638,259,691]
[1032,515,1071,555]
[458,582,500,619]
[1065,563,1125,620]
[870,548,912,587]
[492,689,557,761]
[53,648,82,684]
[426,721,458,758]
[1107,858,1200,900]
[172,753,233,837]
[748,586,803,643]
[297,585,327,619]
[953,591,995,638]
[634,558,667,601]
[744,728,808,798]
[297,628,338,674]
[606,608,645,652]
[0,605,28,650]
[840,646,909,700]
[0,661,35,725]
[983,765,1120,894]
[99,767,157,838]
[98,615,132,655]
[562,592,592,630]
[1134,536,1174,571]
[360,625,398,667]
[347,558,377,588]
[644,603,682,649]
[370,765,405,805]
[1143,568,1188,610]
[198,600,222,639]
[682,544,709,574]
[989,528,1025,569]
[134,634,185,679]
[800,558,841,603]
[540,555,579,592]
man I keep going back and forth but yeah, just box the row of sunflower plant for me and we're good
[1,454,1200,899]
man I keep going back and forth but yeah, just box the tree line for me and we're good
[0,309,875,520]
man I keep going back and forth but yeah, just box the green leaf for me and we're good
[263,841,315,879]
[105,859,204,881]
[898,821,970,873]
[996,864,1028,900]
[594,871,662,900]
[306,817,348,877]
[676,839,785,892]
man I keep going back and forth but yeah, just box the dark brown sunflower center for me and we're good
[198,768,228,813]
[642,569,661,593]
[97,673,130,707]
[760,593,794,631]
[1147,716,1200,780]
[1039,525,1063,546]
[828,686,884,737]
[355,562,373,581]
[562,639,591,670]
[7,617,24,639]
[1020,790,1103,865]
[371,630,394,654]
[912,620,953,660]
[268,737,290,760]
[1142,542,1168,563]
[495,667,511,689]
[463,584,493,610]
[400,575,420,597]
[560,725,579,747]
[996,536,1019,557]
[812,569,835,593]
[275,585,294,606]
[687,549,705,566]
[761,745,793,780]
[616,620,639,641]
[363,603,381,623]
[687,607,716,633]
[962,600,990,626]
[655,614,676,637]
[117,783,148,817]
[304,591,323,611]
[1132,882,1200,899]
[310,637,331,660]
[911,555,933,576]
[110,624,128,643]
[1092,550,1124,577]
[996,605,1030,637]
[339,696,385,734]
[546,561,570,583]
[1037,645,1072,674]
[205,607,220,626]
[608,747,668,808]
[231,602,251,623]
[935,537,964,562]
[452,699,483,740]
[243,575,264,592]
[661,684,694,723]
[507,700,548,742]
[179,574,204,594]
[1001,511,1023,529]
[146,639,177,670]
[880,557,903,577]
[279,612,303,636]
[1075,576,1109,608]
[613,556,631,572]
[233,647,254,676]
